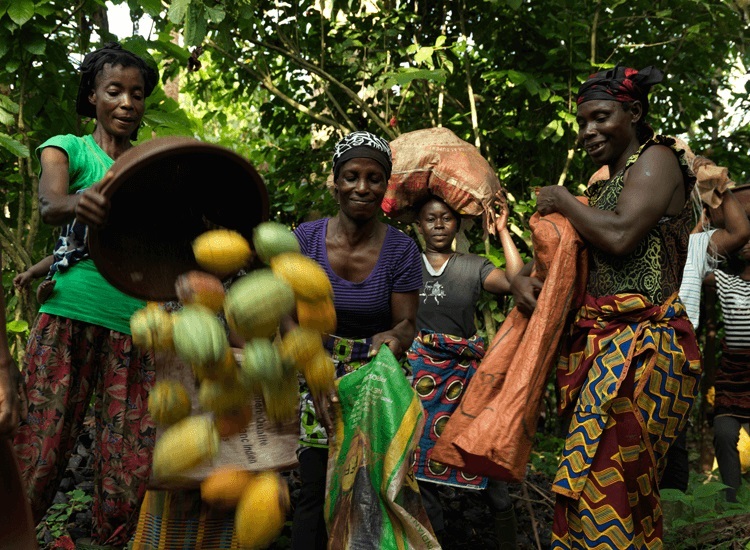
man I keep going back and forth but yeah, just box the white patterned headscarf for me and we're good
[332,131,392,180]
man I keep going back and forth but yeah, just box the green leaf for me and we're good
[138,0,164,17]
[0,133,29,157]
[692,482,727,499]
[435,35,446,48]
[506,70,527,86]
[505,0,522,8]
[184,2,207,46]
[205,6,225,23]
[0,108,14,125]
[414,46,433,64]
[168,0,190,24]
[383,68,446,87]
[22,34,45,55]
[537,120,560,141]
[7,0,33,26]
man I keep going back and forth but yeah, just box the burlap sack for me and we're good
[382,127,503,236]
[151,350,299,487]
[432,202,588,482]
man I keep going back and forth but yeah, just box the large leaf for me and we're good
[7,0,33,26]
[0,133,29,157]
[168,0,190,24]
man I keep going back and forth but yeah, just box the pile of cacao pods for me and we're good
[131,221,337,548]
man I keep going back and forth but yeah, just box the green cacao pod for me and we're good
[252,221,300,264]
[172,304,229,369]
[224,269,295,340]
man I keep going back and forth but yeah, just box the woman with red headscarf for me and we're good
[512,65,701,548]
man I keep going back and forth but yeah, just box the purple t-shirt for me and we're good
[294,218,422,339]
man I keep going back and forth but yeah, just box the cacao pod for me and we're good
[198,378,249,416]
[302,350,336,397]
[193,229,252,277]
[152,415,220,480]
[270,252,333,303]
[235,471,290,549]
[172,304,230,370]
[130,302,174,351]
[296,296,337,335]
[252,221,300,264]
[175,270,226,313]
[147,380,192,426]
[201,466,256,509]
[241,339,283,391]
[224,269,295,340]
[279,327,325,371]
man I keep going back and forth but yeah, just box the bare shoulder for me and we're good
[626,143,683,190]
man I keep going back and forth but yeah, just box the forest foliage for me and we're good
[1,0,749,350]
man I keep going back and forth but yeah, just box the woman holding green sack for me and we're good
[291,130,423,549]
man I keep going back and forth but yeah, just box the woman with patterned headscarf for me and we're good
[511,65,701,548]
[290,130,423,549]
[13,42,159,547]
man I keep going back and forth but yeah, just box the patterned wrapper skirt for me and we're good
[407,330,488,489]
[550,293,701,550]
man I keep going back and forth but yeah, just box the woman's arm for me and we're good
[536,145,685,256]
[370,291,419,357]
[709,189,750,257]
[13,255,55,290]
[483,198,525,294]
[0,251,19,438]
[38,147,111,227]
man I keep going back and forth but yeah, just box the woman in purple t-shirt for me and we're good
[290,131,422,549]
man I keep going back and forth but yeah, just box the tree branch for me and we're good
[458,1,481,148]
[237,36,396,138]
[208,40,351,133]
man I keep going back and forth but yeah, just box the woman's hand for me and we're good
[13,271,33,291]
[510,273,544,316]
[494,189,510,232]
[535,185,573,216]
[74,172,114,227]
[370,332,402,357]
[311,388,339,439]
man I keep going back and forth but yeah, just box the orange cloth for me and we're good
[432,205,588,482]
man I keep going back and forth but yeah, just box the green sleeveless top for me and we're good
[584,135,695,304]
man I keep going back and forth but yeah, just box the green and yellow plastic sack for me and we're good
[325,346,440,549]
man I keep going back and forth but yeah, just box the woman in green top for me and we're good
[13,43,159,547]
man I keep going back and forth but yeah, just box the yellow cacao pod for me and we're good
[296,297,336,335]
[235,471,290,548]
[193,229,252,277]
[172,304,229,370]
[279,327,325,371]
[130,302,174,351]
[148,380,192,426]
[270,252,333,303]
[224,270,295,340]
[198,378,249,416]
[175,270,226,313]
[302,351,335,397]
[252,221,301,264]
[201,466,257,510]
[740,426,750,474]
[261,377,299,425]
[152,415,220,480]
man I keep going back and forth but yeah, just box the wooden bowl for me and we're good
[88,137,269,301]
